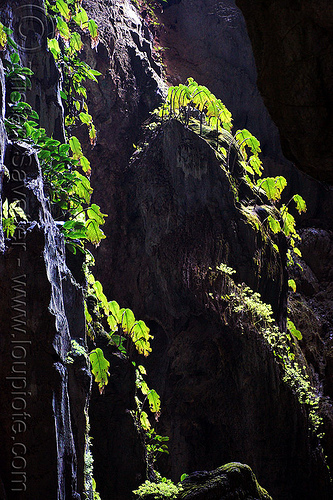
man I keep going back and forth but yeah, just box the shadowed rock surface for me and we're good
[235,0,333,184]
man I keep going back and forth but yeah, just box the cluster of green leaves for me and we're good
[84,270,167,475]
[43,1,169,482]
[131,362,170,477]
[85,273,153,361]
[45,0,99,141]
[3,53,106,251]
[156,78,306,266]
[133,474,182,500]
[209,265,322,437]
[1,199,27,237]
[1,4,169,494]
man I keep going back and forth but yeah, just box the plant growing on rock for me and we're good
[208,264,323,440]
[155,78,306,265]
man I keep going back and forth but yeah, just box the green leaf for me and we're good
[57,17,70,40]
[60,90,68,100]
[10,53,20,64]
[88,19,98,38]
[293,247,302,258]
[70,32,83,52]
[287,319,302,341]
[288,279,296,292]
[140,411,151,430]
[20,67,34,75]
[86,204,107,225]
[121,308,136,334]
[89,124,96,145]
[48,38,61,59]
[147,390,160,413]
[260,177,280,201]
[89,348,110,394]
[2,198,8,218]
[132,320,152,356]
[10,91,21,102]
[275,176,287,197]
[85,219,106,245]
[73,8,89,29]
[72,171,93,204]
[281,208,296,236]
[84,302,92,323]
[109,300,122,323]
[80,155,91,174]
[59,143,70,154]
[293,194,307,214]
[79,112,92,125]
[267,215,281,234]
[236,129,261,155]
[191,87,210,111]
[138,365,147,375]
[0,23,7,51]
[107,314,118,331]
[56,0,71,20]
[69,136,83,159]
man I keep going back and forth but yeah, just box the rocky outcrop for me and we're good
[178,463,272,500]
[97,118,330,500]
[235,0,333,184]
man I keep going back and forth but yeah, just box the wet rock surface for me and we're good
[0,144,90,499]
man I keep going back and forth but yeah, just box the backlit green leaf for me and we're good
[267,215,281,234]
[56,0,71,20]
[89,348,110,394]
[73,8,89,29]
[288,279,296,292]
[57,17,70,40]
[148,389,160,413]
[109,300,122,323]
[69,135,83,159]
[121,308,136,334]
[47,38,60,59]
[70,32,83,52]
[293,194,307,214]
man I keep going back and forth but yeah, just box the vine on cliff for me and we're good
[1,2,168,496]
[207,263,323,438]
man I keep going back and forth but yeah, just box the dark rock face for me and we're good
[90,118,331,499]
[0,1,332,500]
[235,0,333,184]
